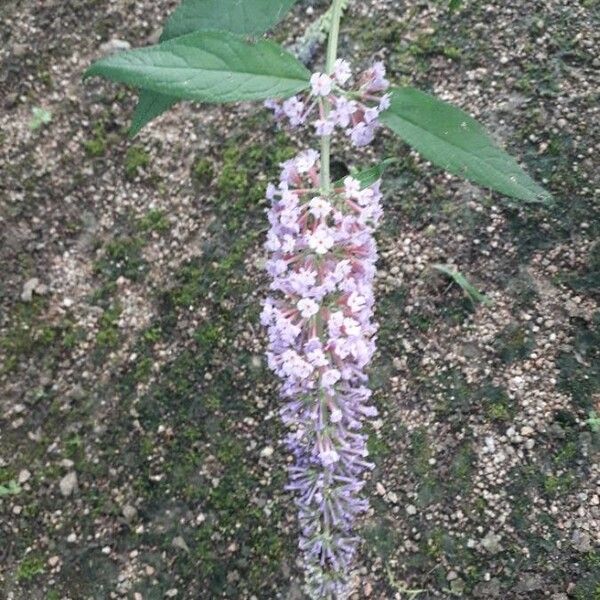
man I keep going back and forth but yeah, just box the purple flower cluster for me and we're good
[261,147,383,597]
[265,59,391,148]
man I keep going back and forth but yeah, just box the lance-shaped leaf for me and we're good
[86,31,311,104]
[162,0,298,40]
[130,92,178,137]
[380,87,552,204]
[350,158,398,189]
[132,0,299,135]
[432,264,492,306]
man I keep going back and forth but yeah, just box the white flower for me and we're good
[308,197,332,219]
[330,407,343,423]
[310,72,333,96]
[333,59,352,85]
[308,227,335,255]
[297,298,320,319]
[295,149,320,173]
[319,448,340,466]
[379,93,392,111]
[347,292,366,313]
[322,368,341,388]
[343,317,361,337]
[306,347,329,368]
[265,231,281,252]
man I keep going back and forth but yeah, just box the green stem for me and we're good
[319,0,345,194]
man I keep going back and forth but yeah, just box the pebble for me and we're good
[21,278,41,302]
[172,536,190,553]
[18,469,31,484]
[481,531,503,554]
[260,446,274,458]
[122,504,138,522]
[59,471,78,497]
[99,39,131,55]
[571,530,592,553]
[48,555,60,567]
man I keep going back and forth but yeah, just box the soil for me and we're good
[0,0,598,599]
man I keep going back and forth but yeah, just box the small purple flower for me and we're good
[333,58,352,85]
[314,117,335,136]
[307,226,336,255]
[297,297,320,319]
[310,72,334,96]
[283,96,306,127]
[349,121,376,147]
[264,60,392,153]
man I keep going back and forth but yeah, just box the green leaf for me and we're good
[432,264,492,306]
[587,411,600,433]
[380,87,552,204]
[162,0,298,40]
[87,31,310,104]
[0,480,22,497]
[130,91,177,137]
[29,106,53,130]
[335,158,397,189]
[448,0,463,13]
[131,0,298,135]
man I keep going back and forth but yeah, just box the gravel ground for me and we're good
[0,0,599,599]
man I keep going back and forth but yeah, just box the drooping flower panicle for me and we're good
[262,124,384,595]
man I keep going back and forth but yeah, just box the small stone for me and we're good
[122,504,138,522]
[20,279,38,302]
[100,39,131,55]
[13,43,28,57]
[171,536,190,553]
[376,482,386,495]
[18,469,31,484]
[67,533,77,543]
[481,531,502,554]
[12,505,22,515]
[514,573,543,593]
[5,92,18,109]
[48,556,60,567]
[227,570,241,584]
[520,425,535,436]
[260,446,274,458]
[387,491,399,504]
[571,530,592,553]
[59,471,78,497]
[60,458,75,469]
[450,578,466,595]
[165,589,178,598]
[474,578,501,598]
[406,504,417,516]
